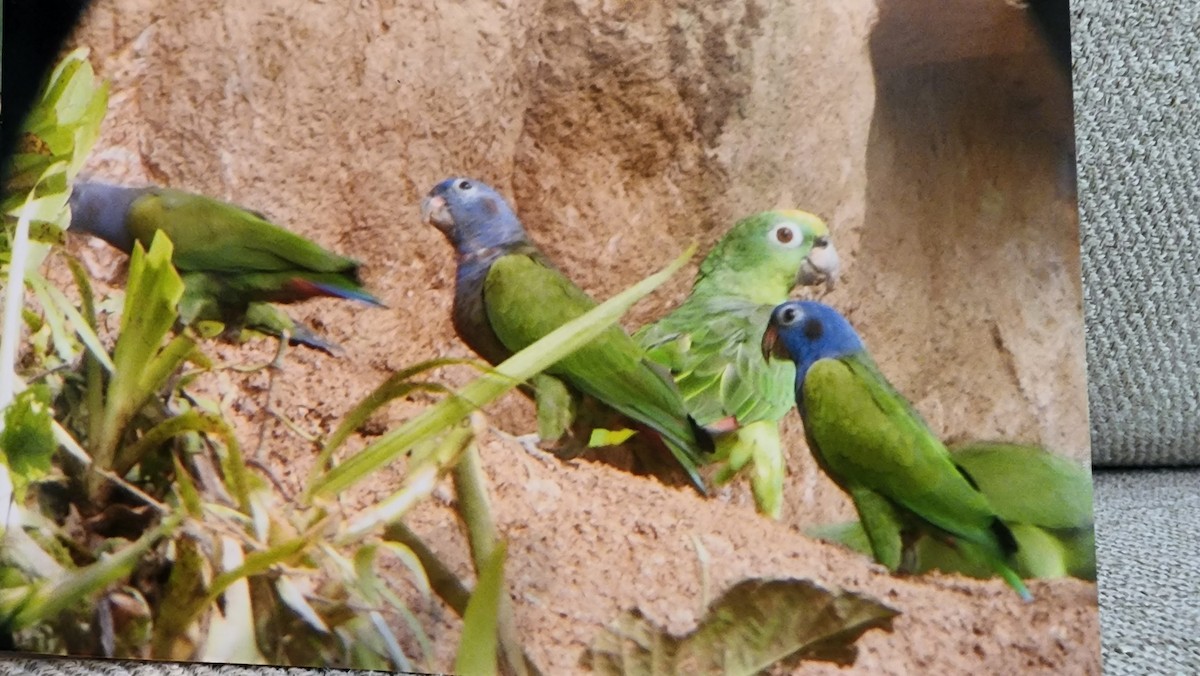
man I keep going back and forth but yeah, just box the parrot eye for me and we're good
[769,222,804,248]
[457,180,473,191]
[780,306,800,324]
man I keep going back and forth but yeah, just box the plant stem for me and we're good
[452,443,530,676]
[382,520,540,676]
[382,522,471,613]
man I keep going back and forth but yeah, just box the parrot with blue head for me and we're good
[762,300,1032,601]
[808,441,1096,581]
[421,177,711,493]
[69,180,384,353]
[636,210,840,518]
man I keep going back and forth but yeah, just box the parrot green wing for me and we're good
[638,295,795,517]
[802,355,1005,552]
[483,253,706,471]
[126,188,358,275]
[638,297,795,427]
[950,442,1094,530]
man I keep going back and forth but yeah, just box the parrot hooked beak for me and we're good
[761,323,788,362]
[798,237,841,291]
[421,194,454,232]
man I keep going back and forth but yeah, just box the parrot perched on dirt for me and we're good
[762,300,1032,601]
[636,210,839,518]
[808,441,1096,581]
[68,180,384,353]
[421,176,711,492]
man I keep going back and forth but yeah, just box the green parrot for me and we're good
[421,177,711,493]
[68,180,384,353]
[763,300,1032,601]
[808,441,1096,581]
[636,210,840,518]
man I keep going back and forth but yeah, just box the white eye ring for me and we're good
[768,222,805,248]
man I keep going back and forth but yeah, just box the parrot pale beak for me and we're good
[798,238,841,291]
[421,194,454,231]
[761,324,785,362]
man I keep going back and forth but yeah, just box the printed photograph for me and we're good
[0,0,1099,673]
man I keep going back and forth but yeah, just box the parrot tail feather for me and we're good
[292,278,387,308]
[688,415,717,454]
[995,561,1034,603]
[663,438,709,496]
[962,539,1034,602]
[990,518,1020,557]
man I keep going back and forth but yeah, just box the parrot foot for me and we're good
[493,430,560,467]
[251,330,316,459]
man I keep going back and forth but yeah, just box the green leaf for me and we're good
[379,542,432,601]
[455,540,507,676]
[275,575,330,634]
[315,357,469,470]
[588,427,637,447]
[0,386,56,499]
[28,268,115,372]
[91,231,191,488]
[4,48,108,236]
[583,578,898,675]
[199,537,268,665]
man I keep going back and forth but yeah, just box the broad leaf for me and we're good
[0,386,56,500]
[584,578,898,675]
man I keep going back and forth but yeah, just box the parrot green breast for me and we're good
[638,295,795,427]
[482,252,698,456]
[801,355,1002,547]
[126,188,358,275]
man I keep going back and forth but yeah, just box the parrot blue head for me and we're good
[762,300,864,382]
[421,177,527,257]
[68,180,143,253]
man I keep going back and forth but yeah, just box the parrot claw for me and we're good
[493,430,561,468]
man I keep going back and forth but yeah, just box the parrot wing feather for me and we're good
[127,188,358,274]
[483,253,706,470]
[951,442,1094,530]
[639,298,794,427]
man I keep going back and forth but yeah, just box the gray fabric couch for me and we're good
[1078,1,1200,672]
